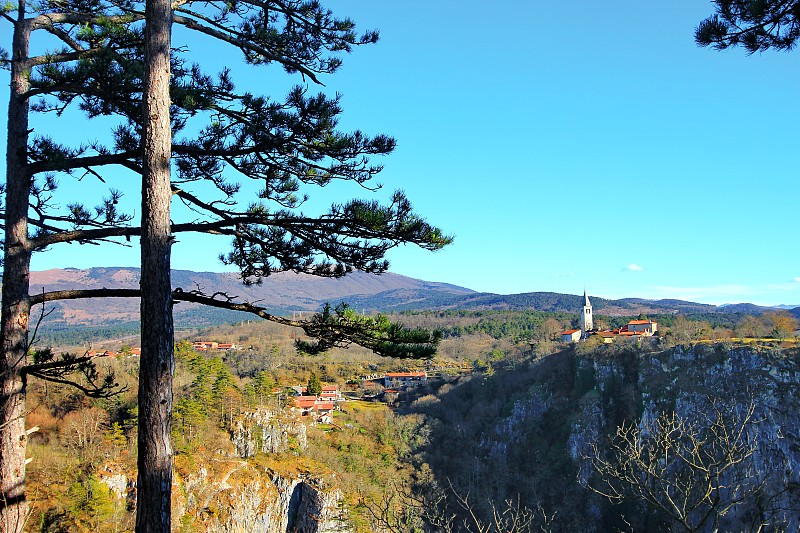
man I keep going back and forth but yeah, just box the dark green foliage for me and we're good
[24,348,126,398]
[649,312,748,330]
[402,309,574,342]
[696,0,800,52]
[307,371,322,395]
[173,342,246,449]
[66,475,118,527]
[297,303,442,359]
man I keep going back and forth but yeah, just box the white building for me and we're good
[625,320,658,336]
[561,329,582,343]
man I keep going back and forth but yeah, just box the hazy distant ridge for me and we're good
[25,268,790,329]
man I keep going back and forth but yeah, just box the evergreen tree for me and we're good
[307,371,322,396]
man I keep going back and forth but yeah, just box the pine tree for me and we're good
[307,371,322,396]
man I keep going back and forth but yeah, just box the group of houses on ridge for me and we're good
[192,341,239,351]
[382,371,427,389]
[561,291,658,343]
[87,347,141,358]
[288,370,430,423]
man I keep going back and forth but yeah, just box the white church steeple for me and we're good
[580,290,593,336]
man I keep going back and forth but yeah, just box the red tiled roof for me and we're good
[627,320,652,325]
[562,329,580,335]
[385,372,426,378]
[294,396,318,408]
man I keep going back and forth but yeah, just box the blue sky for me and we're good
[3,1,799,306]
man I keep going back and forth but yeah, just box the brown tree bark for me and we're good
[136,0,174,530]
[1,3,32,531]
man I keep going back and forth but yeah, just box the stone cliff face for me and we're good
[176,409,347,533]
[463,344,800,531]
[95,344,799,532]
[230,408,308,457]
[570,345,800,531]
[98,410,347,533]
[202,474,350,533]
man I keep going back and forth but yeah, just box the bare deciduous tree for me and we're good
[60,406,109,462]
[363,479,555,533]
[587,400,772,532]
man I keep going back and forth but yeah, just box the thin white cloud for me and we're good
[625,264,644,272]
[793,277,800,283]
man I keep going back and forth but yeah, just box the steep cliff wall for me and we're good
[570,344,800,531]
[426,344,800,531]
[172,457,349,533]
[97,411,347,533]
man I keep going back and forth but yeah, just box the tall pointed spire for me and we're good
[580,290,593,336]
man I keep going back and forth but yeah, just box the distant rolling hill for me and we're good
[27,267,474,329]
[21,268,788,334]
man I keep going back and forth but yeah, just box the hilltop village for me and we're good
[561,291,658,343]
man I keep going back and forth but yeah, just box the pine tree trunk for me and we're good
[1,6,32,532]
[136,0,174,530]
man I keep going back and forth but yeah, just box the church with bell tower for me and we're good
[580,290,593,338]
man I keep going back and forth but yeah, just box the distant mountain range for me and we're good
[23,267,800,330]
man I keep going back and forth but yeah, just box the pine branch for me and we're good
[172,12,322,84]
[27,150,140,175]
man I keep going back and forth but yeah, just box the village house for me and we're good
[625,319,658,335]
[320,385,340,401]
[596,331,617,344]
[87,349,119,358]
[604,320,659,339]
[561,329,582,343]
[383,371,427,389]
[291,384,341,402]
[292,395,335,424]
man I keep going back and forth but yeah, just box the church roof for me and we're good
[583,290,591,307]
